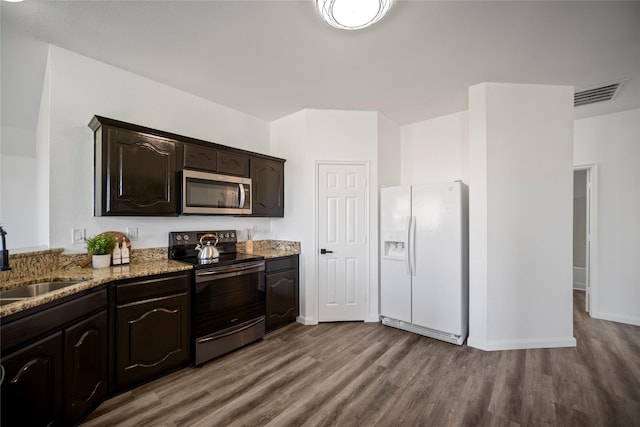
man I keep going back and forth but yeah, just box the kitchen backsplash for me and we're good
[1,242,300,284]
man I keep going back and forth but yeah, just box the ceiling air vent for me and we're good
[574,80,625,107]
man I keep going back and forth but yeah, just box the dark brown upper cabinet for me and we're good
[90,116,285,217]
[218,150,250,177]
[251,156,284,217]
[183,142,249,178]
[90,116,180,216]
[183,143,217,172]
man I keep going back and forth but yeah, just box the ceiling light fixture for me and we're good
[316,0,394,30]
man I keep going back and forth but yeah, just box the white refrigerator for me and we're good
[380,181,468,345]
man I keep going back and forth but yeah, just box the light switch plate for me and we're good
[72,228,86,244]
[126,227,139,241]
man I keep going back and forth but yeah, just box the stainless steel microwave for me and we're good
[181,170,251,215]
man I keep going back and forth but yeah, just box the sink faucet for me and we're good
[0,225,10,271]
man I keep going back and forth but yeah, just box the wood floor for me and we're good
[83,291,640,426]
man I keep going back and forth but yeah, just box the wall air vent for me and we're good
[574,80,625,107]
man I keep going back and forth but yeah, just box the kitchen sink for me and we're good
[0,280,84,306]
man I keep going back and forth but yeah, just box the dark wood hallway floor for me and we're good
[83,291,640,426]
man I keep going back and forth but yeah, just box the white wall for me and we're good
[269,110,309,318]
[572,170,587,291]
[1,103,44,252]
[401,111,469,185]
[377,114,402,188]
[1,155,40,250]
[18,45,273,252]
[573,170,587,268]
[401,105,640,330]
[35,51,52,250]
[271,109,384,324]
[467,82,575,350]
[574,108,640,325]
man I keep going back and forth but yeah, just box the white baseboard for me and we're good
[296,315,317,326]
[592,312,640,326]
[467,336,577,351]
[366,314,380,323]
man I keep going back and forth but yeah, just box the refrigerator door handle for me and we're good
[410,216,417,276]
[406,216,412,275]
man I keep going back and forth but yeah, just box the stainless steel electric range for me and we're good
[168,230,265,366]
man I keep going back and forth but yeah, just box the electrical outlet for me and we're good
[72,228,86,244]
[126,227,139,241]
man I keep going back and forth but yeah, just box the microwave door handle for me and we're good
[238,183,245,208]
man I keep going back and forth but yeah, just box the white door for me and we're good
[317,163,367,322]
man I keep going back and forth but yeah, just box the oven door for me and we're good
[194,261,265,339]
[182,170,251,215]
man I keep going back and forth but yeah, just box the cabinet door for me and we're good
[115,293,190,388]
[64,310,108,424]
[251,157,284,217]
[218,150,250,177]
[102,127,178,215]
[184,143,217,172]
[266,269,298,332]
[1,332,63,427]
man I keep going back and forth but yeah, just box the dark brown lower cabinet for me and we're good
[0,272,191,424]
[1,332,63,427]
[266,255,299,332]
[1,289,108,426]
[114,273,191,389]
[64,310,108,424]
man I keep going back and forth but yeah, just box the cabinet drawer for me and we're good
[1,288,107,353]
[265,255,299,273]
[115,273,190,305]
[184,143,217,172]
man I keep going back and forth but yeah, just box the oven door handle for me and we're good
[196,317,264,344]
[195,261,265,282]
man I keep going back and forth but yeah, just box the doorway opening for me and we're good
[573,165,598,315]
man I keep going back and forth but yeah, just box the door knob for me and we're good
[320,249,334,254]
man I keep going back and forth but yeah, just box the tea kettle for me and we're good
[195,233,220,260]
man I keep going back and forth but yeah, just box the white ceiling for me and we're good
[2,0,640,133]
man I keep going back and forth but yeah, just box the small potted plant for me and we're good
[86,233,117,269]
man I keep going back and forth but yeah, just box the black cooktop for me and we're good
[176,252,264,269]
[168,230,264,269]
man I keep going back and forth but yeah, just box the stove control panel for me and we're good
[169,230,237,247]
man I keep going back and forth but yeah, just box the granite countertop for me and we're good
[246,248,301,259]
[237,240,301,259]
[0,259,193,318]
[1,240,301,319]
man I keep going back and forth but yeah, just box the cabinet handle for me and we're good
[320,249,333,254]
